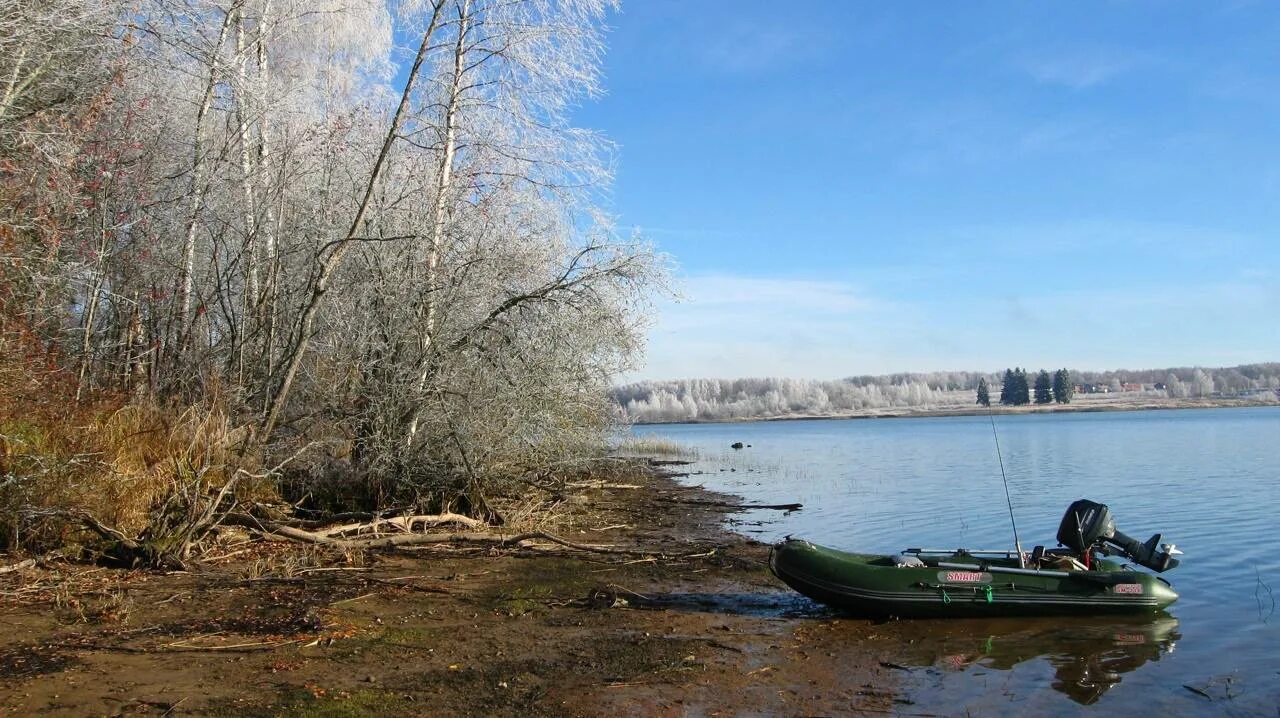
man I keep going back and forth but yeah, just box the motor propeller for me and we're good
[1056,499,1182,573]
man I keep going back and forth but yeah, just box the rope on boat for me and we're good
[920,582,995,603]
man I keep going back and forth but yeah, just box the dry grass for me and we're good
[614,435,696,459]
[0,365,252,554]
[237,544,369,580]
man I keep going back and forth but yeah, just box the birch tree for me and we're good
[275,0,660,512]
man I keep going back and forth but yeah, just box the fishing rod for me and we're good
[987,407,1025,568]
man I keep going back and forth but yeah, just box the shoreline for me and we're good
[0,461,909,716]
[631,395,1278,425]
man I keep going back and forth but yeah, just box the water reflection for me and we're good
[891,615,1180,705]
[625,589,1179,705]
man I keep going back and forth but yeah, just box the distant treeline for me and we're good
[611,363,1280,423]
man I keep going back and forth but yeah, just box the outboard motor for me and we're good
[1057,499,1182,572]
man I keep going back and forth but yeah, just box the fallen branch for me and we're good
[654,497,802,511]
[1183,684,1213,700]
[318,530,621,553]
[163,637,305,651]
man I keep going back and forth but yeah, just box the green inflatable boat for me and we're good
[770,499,1182,618]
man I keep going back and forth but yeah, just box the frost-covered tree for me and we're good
[3,0,665,518]
[612,363,1280,423]
[1190,369,1215,398]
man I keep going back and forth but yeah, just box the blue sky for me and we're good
[570,1,1280,380]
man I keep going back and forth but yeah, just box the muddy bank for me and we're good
[0,466,919,716]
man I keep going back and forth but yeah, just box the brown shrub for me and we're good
[0,334,249,555]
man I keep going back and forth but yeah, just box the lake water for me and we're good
[633,407,1280,715]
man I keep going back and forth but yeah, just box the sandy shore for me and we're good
[0,464,917,716]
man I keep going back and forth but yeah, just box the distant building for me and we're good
[1120,382,1143,392]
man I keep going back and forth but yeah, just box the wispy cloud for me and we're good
[1193,66,1280,111]
[1016,118,1118,154]
[629,225,739,240]
[1020,47,1147,89]
[635,274,884,379]
[631,264,1280,381]
[941,218,1261,263]
[677,275,871,313]
[890,104,1119,176]
[952,278,1280,370]
[696,22,832,75]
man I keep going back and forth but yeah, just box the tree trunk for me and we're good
[405,0,471,447]
[176,4,235,361]
[235,3,259,325]
[76,208,110,401]
[256,0,279,383]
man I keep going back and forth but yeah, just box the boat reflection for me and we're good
[892,614,1180,705]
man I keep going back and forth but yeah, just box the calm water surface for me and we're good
[634,407,1280,715]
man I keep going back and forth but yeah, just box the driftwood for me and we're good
[282,508,412,530]
[316,512,482,538]
[222,512,709,558]
[0,551,72,589]
[0,558,37,574]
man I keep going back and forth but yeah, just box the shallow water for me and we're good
[634,407,1280,714]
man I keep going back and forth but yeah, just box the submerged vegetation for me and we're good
[1,0,664,562]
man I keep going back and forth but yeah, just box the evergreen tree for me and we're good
[977,377,990,407]
[999,369,1015,405]
[1014,367,1031,405]
[1034,370,1052,404]
[1053,368,1074,404]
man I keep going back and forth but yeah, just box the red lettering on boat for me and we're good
[1113,584,1143,594]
